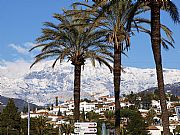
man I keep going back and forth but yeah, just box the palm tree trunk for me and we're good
[151,1,170,134]
[114,37,121,135]
[74,64,81,122]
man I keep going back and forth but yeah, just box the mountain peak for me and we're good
[0,60,180,106]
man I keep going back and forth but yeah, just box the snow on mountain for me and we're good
[0,60,180,106]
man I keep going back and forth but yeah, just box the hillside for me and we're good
[0,60,180,106]
[0,95,39,111]
[145,82,180,96]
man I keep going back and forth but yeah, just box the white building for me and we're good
[108,103,115,111]
[169,114,178,122]
[120,102,134,108]
[147,125,176,135]
[21,109,49,119]
[49,105,69,115]
[80,101,96,112]
[151,100,161,113]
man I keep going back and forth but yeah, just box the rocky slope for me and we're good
[0,60,180,106]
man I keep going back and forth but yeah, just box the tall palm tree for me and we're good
[79,0,175,134]
[30,11,113,122]
[79,2,132,134]
[129,1,180,134]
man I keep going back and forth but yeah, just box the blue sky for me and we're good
[0,0,180,69]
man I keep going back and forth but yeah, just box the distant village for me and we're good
[2,91,177,135]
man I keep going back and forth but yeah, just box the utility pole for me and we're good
[28,102,30,135]
[20,83,30,135]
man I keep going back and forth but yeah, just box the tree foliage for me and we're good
[145,109,157,126]
[174,125,180,135]
[60,124,74,135]
[57,107,62,116]
[86,111,101,122]
[120,109,149,135]
[0,98,21,135]
[30,8,113,122]
[20,116,58,135]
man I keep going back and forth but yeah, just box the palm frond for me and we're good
[72,2,93,9]
[29,43,44,52]
[52,55,61,68]
[164,1,180,24]
[161,38,174,49]
[133,18,175,44]
[30,5,114,70]
[126,1,140,32]
[34,50,61,59]
[53,13,70,25]
[43,22,58,29]
[30,53,59,69]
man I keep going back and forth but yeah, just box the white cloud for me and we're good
[0,59,31,78]
[9,43,29,55]
[24,42,34,48]
[9,42,36,55]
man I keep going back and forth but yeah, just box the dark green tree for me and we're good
[20,117,58,135]
[55,96,58,107]
[170,95,179,102]
[127,92,139,103]
[60,124,74,135]
[0,98,21,135]
[120,109,149,135]
[104,110,114,122]
[81,108,86,122]
[22,105,28,113]
[126,92,141,109]
[46,106,50,111]
[104,110,115,129]
[57,107,62,116]
[81,98,91,103]
[146,109,157,126]
[174,125,180,135]
[37,116,53,135]
[86,111,100,122]
[51,104,54,110]
[141,93,152,110]
[152,88,160,100]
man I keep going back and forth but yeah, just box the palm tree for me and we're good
[77,1,132,134]
[78,1,175,134]
[30,11,113,122]
[130,1,180,134]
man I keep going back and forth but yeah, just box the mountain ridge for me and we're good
[0,60,180,106]
[0,95,39,112]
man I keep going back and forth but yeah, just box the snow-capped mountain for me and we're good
[0,60,180,106]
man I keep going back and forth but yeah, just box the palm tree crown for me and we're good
[80,1,175,134]
[30,13,113,69]
[30,11,113,121]
[130,0,180,134]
